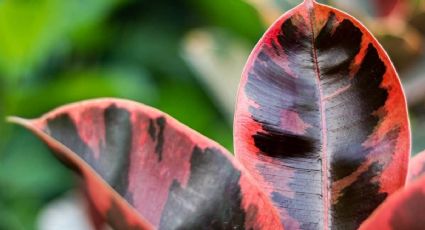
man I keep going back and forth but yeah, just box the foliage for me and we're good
[2,0,425,229]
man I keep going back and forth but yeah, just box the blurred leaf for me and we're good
[408,112,425,155]
[410,6,425,35]
[0,0,120,80]
[402,56,425,105]
[112,23,191,79]
[183,28,249,122]
[245,0,300,24]
[187,0,264,42]
[378,33,422,72]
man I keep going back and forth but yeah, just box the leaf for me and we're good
[8,98,283,230]
[182,28,250,122]
[359,175,425,230]
[244,0,301,24]
[407,150,425,182]
[186,0,264,42]
[233,0,410,229]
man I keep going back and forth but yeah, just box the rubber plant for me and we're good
[7,0,425,229]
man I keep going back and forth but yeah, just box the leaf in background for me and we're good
[407,150,425,182]
[234,0,410,229]
[183,28,250,122]
[187,0,264,42]
[410,3,425,35]
[377,33,422,73]
[8,99,283,229]
[112,23,191,80]
[0,0,119,80]
[359,175,425,230]
[244,0,301,24]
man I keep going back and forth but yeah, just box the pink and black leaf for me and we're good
[8,99,283,230]
[234,0,409,229]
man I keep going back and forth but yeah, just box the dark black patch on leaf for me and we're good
[331,128,399,230]
[46,105,135,204]
[101,104,133,200]
[332,162,388,230]
[148,119,157,141]
[155,117,166,161]
[253,131,317,159]
[46,113,95,173]
[159,146,247,230]
[316,15,362,81]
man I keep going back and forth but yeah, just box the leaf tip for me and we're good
[6,116,31,126]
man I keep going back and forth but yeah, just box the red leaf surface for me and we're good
[359,175,425,230]
[234,0,410,229]
[407,150,425,182]
[8,98,283,230]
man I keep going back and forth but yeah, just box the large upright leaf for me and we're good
[234,0,410,229]
[8,99,283,230]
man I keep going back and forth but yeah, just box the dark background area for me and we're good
[0,0,424,229]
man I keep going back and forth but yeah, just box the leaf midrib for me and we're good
[307,1,330,230]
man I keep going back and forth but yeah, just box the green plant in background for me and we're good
[1,0,425,229]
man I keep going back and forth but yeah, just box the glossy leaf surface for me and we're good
[234,0,410,229]
[407,150,425,182]
[359,175,425,230]
[9,99,283,230]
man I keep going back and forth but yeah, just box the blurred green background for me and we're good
[0,0,424,229]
